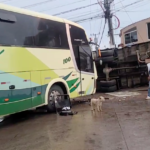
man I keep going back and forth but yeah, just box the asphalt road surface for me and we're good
[0,89,150,150]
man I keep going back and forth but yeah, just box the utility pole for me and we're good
[104,0,115,47]
[90,33,100,50]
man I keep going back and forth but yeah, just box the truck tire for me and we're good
[47,85,64,113]
[99,80,116,87]
[101,56,114,63]
[101,50,114,57]
[100,85,117,92]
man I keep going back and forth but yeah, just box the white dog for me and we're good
[91,96,105,112]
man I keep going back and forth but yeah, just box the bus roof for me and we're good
[0,3,83,29]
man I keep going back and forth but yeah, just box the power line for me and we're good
[98,18,103,40]
[0,0,13,2]
[53,3,98,16]
[90,0,92,34]
[113,0,126,6]
[97,0,105,12]
[99,19,106,46]
[21,0,56,8]
[92,2,100,35]
[71,0,143,24]
[117,0,150,12]
[39,0,88,12]
[119,0,144,42]
[67,10,101,20]
[114,0,146,13]
[74,14,103,23]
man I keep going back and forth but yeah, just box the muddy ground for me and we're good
[0,87,150,150]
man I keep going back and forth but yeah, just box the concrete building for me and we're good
[119,17,150,47]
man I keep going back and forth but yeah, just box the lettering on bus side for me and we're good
[63,57,71,64]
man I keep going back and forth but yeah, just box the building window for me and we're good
[124,31,138,44]
[147,23,150,39]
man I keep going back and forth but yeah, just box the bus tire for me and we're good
[99,80,116,87]
[100,85,117,92]
[47,85,64,113]
[101,50,114,57]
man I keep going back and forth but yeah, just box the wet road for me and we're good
[1,90,150,150]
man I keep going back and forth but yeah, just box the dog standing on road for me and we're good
[91,96,105,113]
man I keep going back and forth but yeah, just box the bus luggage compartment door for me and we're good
[0,72,32,116]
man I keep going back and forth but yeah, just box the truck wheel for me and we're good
[100,85,117,92]
[47,85,64,113]
[101,50,114,57]
[100,80,116,87]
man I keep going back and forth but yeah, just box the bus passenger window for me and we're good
[0,10,34,46]
[33,18,69,49]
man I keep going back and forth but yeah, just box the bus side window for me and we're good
[33,18,69,49]
[0,9,34,46]
[79,46,94,73]
[70,25,94,73]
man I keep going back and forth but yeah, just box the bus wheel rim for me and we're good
[49,90,61,106]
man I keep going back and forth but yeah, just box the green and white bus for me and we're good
[0,3,98,118]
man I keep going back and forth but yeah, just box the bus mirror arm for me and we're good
[89,41,99,47]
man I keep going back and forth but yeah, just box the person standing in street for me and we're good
[146,63,150,100]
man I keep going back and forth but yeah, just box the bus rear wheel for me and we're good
[47,85,64,113]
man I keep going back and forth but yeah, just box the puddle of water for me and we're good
[106,91,141,97]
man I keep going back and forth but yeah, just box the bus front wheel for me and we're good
[47,85,64,112]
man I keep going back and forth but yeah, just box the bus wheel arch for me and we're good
[45,79,70,112]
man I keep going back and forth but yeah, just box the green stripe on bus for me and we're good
[63,72,72,80]
[70,82,81,93]
[0,84,47,104]
[0,49,4,55]
[67,78,79,88]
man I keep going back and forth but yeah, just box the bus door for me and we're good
[69,24,95,96]
[78,45,95,96]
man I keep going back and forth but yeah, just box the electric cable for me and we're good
[112,15,120,30]
[97,0,105,12]
[74,14,103,23]
[119,0,144,42]
[114,0,146,13]
[53,3,98,16]
[39,0,88,12]
[99,19,106,46]
[67,10,102,20]
[98,18,103,40]
[0,0,13,2]
[22,0,56,8]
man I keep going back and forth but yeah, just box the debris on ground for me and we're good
[0,118,3,123]
[54,95,78,116]
[106,91,141,98]
[59,110,78,116]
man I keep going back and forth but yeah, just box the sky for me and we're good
[0,0,150,49]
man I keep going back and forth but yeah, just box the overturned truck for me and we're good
[94,42,150,92]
